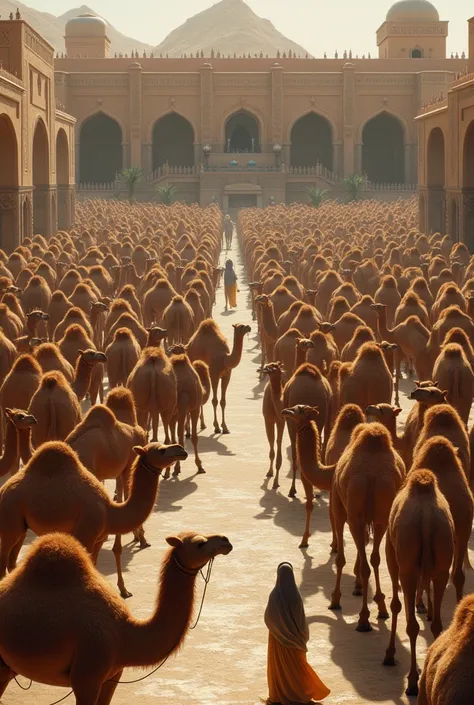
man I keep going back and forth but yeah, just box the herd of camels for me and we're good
[0,195,468,703]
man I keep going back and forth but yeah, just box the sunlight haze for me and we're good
[21,0,468,55]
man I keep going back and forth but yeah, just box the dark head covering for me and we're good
[264,563,309,651]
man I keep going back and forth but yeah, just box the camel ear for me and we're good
[4,408,13,417]
[78,349,84,355]
[133,446,146,457]
[166,535,183,548]
[394,408,402,416]
[442,390,449,399]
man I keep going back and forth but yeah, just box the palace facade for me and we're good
[0,0,471,246]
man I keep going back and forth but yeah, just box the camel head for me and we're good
[232,323,251,337]
[90,301,109,314]
[133,442,188,472]
[366,404,402,424]
[78,349,108,366]
[168,343,187,356]
[282,404,320,425]
[5,285,21,296]
[370,303,386,314]
[249,281,263,293]
[317,322,336,334]
[262,361,284,377]
[296,337,314,352]
[147,327,168,346]
[27,309,49,323]
[409,386,448,405]
[166,531,233,572]
[5,408,37,429]
[378,341,398,352]
[255,294,271,307]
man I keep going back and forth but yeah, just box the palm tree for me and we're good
[119,167,143,201]
[344,174,366,202]
[156,184,179,205]
[306,187,328,208]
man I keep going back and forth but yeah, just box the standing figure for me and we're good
[224,259,238,311]
[224,214,234,249]
[265,563,330,705]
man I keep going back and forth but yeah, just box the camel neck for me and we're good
[268,374,283,413]
[18,427,34,465]
[119,549,197,668]
[0,419,19,477]
[72,357,94,402]
[377,308,394,341]
[226,332,245,370]
[296,421,334,491]
[106,458,160,536]
[261,305,278,342]
[294,347,308,370]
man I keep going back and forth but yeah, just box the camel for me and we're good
[29,371,81,446]
[34,342,75,382]
[184,287,206,329]
[339,342,393,411]
[331,312,366,351]
[0,529,231,702]
[273,328,303,375]
[325,403,365,465]
[0,304,23,342]
[271,286,298,322]
[329,423,405,631]
[53,306,94,343]
[414,403,470,482]
[383,470,454,696]
[21,275,52,317]
[106,328,141,388]
[0,354,42,416]
[168,352,206,476]
[432,343,474,424]
[128,347,178,442]
[0,409,37,478]
[442,326,474,370]
[394,292,430,327]
[282,352,332,497]
[282,405,336,548]
[1,293,24,326]
[47,290,73,338]
[288,304,322,337]
[277,300,304,337]
[186,320,251,434]
[105,387,144,429]
[411,436,473,604]
[104,299,137,340]
[143,278,177,327]
[341,325,376,363]
[0,441,188,597]
[255,294,278,372]
[307,329,339,372]
[58,324,95,367]
[261,362,286,487]
[71,349,108,403]
[417,593,474,704]
[105,313,148,350]
[374,275,401,328]
[162,295,195,344]
[365,403,403,451]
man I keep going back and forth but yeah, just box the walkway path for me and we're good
[6,235,474,705]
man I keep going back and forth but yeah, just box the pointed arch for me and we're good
[79,112,123,184]
[220,104,265,147]
[32,118,50,236]
[287,109,338,144]
[358,108,408,145]
[0,113,19,187]
[146,109,197,144]
[151,112,195,172]
[361,111,405,184]
[289,112,334,171]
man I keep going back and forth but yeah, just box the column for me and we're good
[355,143,362,175]
[128,62,142,169]
[332,142,343,177]
[200,63,214,149]
[75,141,80,185]
[342,62,355,177]
[122,143,129,170]
[271,63,284,147]
[404,143,412,185]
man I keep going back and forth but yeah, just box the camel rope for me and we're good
[12,557,215,699]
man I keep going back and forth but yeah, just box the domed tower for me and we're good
[65,13,111,58]
[377,1,447,58]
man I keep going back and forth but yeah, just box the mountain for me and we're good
[154,0,309,58]
[0,2,152,53]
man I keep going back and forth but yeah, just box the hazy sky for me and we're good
[24,0,468,55]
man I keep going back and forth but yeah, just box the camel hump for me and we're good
[63,324,87,339]
[26,441,82,476]
[82,405,117,429]
[417,436,458,468]
[352,422,391,451]
[171,295,185,304]
[407,469,438,495]
[198,319,220,334]
[114,328,133,340]
[41,371,67,389]
[443,343,465,359]
[12,354,42,374]
[294,363,322,380]
[18,533,92,588]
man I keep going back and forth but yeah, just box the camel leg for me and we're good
[191,409,205,474]
[97,671,123,705]
[112,534,132,599]
[353,553,362,596]
[394,349,401,406]
[264,416,276,479]
[185,412,191,439]
[431,571,449,639]
[287,421,298,498]
[329,488,346,610]
[0,659,15,698]
[273,420,285,490]
[415,578,427,614]
[161,410,172,444]
[384,533,402,666]
[6,532,26,573]
[402,574,420,696]
[299,475,314,548]
[173,411,187,477]
[200,404,206,431]
[329,488,338,554]
[452,531,469,602]
[220,372,231,434]
[351,523,372,632]
[137,408,148,433]
[211,375,220,433]
[371,522,389,619]
[151,412,159,442]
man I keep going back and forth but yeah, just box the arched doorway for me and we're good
[0,114,18,251]
[362,113,405,184]
[410,48,423,58]
[32,119,50,236]
[463,121,474,251]
[56,129,70,230]
[290,113,333,170]
[152,113,194,172]
[79,113,122,184]
[225,111,260,153]
[427,127,445,234]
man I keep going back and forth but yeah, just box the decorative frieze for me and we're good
[283,75,342,88]
[68,75,128,87]
[142,75,199,88]
[214,75,270,89]
[0,29,10,45]
[24,28,54,65]
[356,75,415,86]
[389,24,447,36]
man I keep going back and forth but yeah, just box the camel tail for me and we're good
[194,360,211,404]
[366,474,376,539]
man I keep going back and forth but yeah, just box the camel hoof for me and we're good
[222,427,230,435]
[288,489,297,498]
[328,603,341,611]
[272,481,280,490]
[139,541,151,550]
[416,603,427,614]
[120,589,133,599]
[185,432,191,439]
[299,540,309,549]
[378,612,389,620]
[200,423,207,431]
[383,656,396,667]
[266,470,274,478]
[173,469,181,477]
[355,622,372,633]
[197,468,206,474]
[214,426,221,434]
[352,588,363,597]
[405,684,419,697]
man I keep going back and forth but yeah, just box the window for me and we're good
[410,48,423,58]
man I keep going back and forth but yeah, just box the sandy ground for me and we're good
[3,234,474,705]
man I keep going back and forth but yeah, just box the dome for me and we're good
[65,13,108,37]
[386,0,439,22]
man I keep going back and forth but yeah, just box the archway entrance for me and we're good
[79,113,122,185]
[362,113,405,184]
[152,113,194,172]
[225,111,260,153]
[56,129,70,230]
[463,121,474,251]
[427,127,445,234]
[32,119,50,236]
[290,113,333,170]
[0,114,18,251]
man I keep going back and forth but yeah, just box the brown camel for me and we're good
[106,328,141,388]
[255,294,278,372]
[143,278,177,327]
[383,470,454,696]
[168,352,206,476]
[47,290,73,338]
[432,343,474,424]
[329,423,405,631]
[341,325,376,363]
[261,362,286,487]
[128,347,178,442]
[339,342,393,411]
[184,287,206,329]
[34,342,75,383]
[0,354,42,416]
[162,295,195,344]
[0,441,187,597]
[282,405,336,548]
[273,328,303,375]
[331,312,366,351]
[414,403,470,481]
[403,385,448,469]
[307,329,338,372]
[417,593,474,704]
[21,275,52,317]
[0,305,22,342]
[72,349,108,403]
[0,409,37,478]
[0,530,232,703]
[365,403,403,452]
[186,320,251,434]
[105,387,144,430]
[29,372,82,445]
[104,299,136,340]
[53,306,94,342]
[105,313,148,350]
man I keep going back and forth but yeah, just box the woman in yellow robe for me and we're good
[265,563,330,705]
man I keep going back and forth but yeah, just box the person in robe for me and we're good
[224,259,238,310]
[264,563,330,704]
